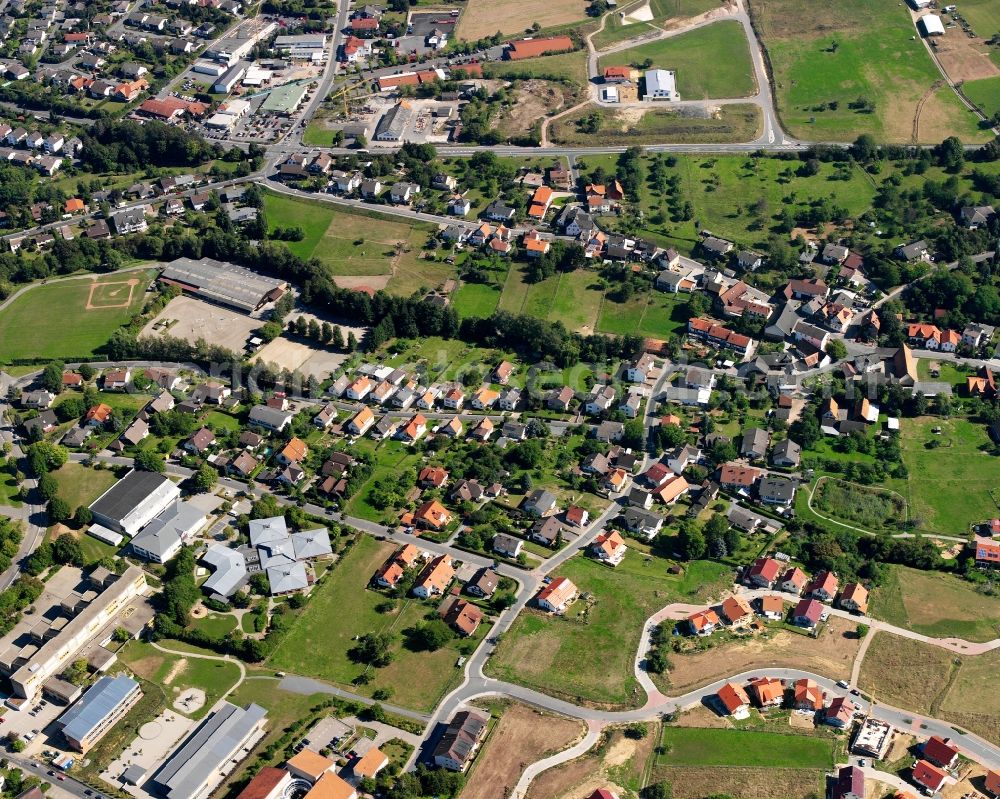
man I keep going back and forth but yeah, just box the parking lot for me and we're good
[141,296,262,355]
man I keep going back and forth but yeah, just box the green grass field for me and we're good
[656,727,835,769]
[485,552,730,707]
[599,21,756,99]
[886,416,1000,536]
[267,536,480,712]
[592,15,656,50]
[869,564,1000,643]
[964,76,1000,118]
[0,270,156,363]
[597,290,689,339]
[577,151,875,254]
[484,50,590,86]
[550,104,762,146]
[751,0,990,142]
[263,191,442,293]
[956,0,1000,38]
[50,463,118,511]
[120,640,242,719]
[0,461,21,507]
[451,282,502,318]
[650,0,722,20]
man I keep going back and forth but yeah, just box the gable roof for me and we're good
[717,682,750,713]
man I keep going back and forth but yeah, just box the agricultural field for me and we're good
[654,615,860,693]
[650,0,724,21]
[262,191,442,294]
[267,535,482,712]
[749,0,990,142]
[599,21,756,99]
[456,0,590,39]
[886,416,1000,536]
[809,478,907,532]
[869,565,1000,643]
[463,704,584,799]
[120,640,242,720]
[485,553,731,707]
[655,727,835,769]
[549,104,762,145]
[0,269,157,363]
[450,281,502,319]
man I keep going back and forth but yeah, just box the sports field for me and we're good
[263,191,440,292]
[886,416,1000,536]
[869,564,1000,643]
[656,727,835,769]
[599,21,756,99]
[485,553,730,707]
[751,0,990,142]
[0,270,156,363]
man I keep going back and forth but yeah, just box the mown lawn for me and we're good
[656,727,835,769]
[599,21,756,99]
[451,282,501,319]
[485,552,731,707]
[268,535,482,712]
[751,0,989,142]
[0,270,156,363]
[596,290,689,339]
[869,564,1000,643]
[964,75,1000,118]
[50,463,118,511]
[886,416,1000,536]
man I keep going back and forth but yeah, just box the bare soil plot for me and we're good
[651,765,825,799]
[456,0,590,38]
[857,633,956,715]
[252,338,351,380]
[463,704,585,799]
[141,295,260,354]
[492,80,571,139]
[934,31,1000,83]
[526,727,658,799]
[659,617,860,693]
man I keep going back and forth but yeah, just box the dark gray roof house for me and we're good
[771,438,801,467]
[740,427,770,460]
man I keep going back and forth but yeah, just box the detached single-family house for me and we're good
[536,576,577,612]
[792,597,824,629]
